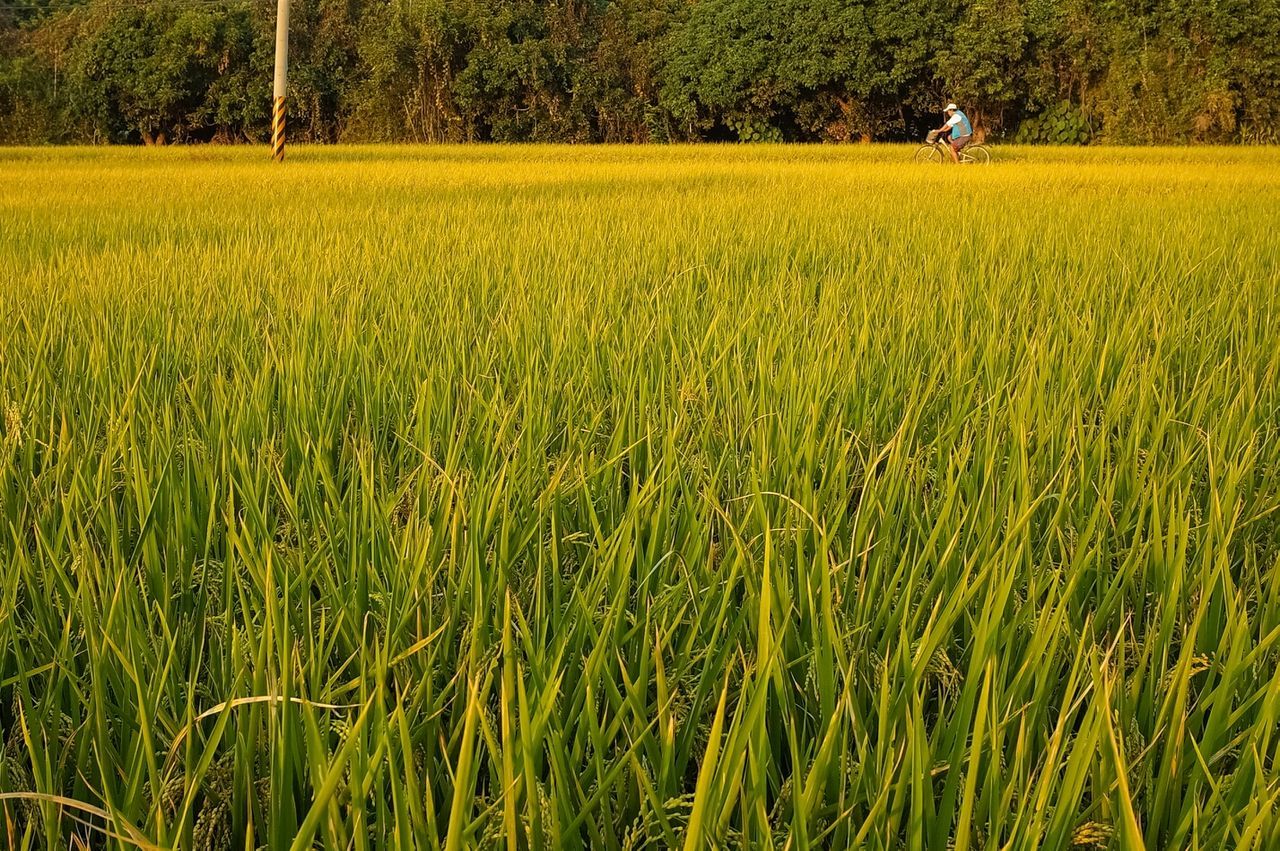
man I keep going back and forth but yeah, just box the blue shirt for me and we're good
[947,111,973,139]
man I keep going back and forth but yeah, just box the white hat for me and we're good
[944,103,958,112]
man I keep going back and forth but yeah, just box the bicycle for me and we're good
[913,132,991,165]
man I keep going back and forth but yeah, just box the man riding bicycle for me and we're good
[930,103,973,164]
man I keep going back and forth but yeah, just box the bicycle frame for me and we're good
[935,139,976,162]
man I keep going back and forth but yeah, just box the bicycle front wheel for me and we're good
[966,146,992,165]
[914,145,944,164]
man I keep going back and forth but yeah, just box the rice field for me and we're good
[2,144,1280,850]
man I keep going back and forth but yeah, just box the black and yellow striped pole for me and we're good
[271,0,289,161]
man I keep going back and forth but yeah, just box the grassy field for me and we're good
[1,145,1279,850]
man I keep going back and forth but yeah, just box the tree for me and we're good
[937,0,1028,133]
[2,0,1280,143]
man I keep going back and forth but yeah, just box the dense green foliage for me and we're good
[2,145,1280,849]
[2,0,1280,144]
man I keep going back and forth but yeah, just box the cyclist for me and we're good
[932,103,973,163]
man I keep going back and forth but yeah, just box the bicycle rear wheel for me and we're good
[965,146,992,165]
[914,145,944,164]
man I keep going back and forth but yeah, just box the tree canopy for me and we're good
[2,0,1277,144]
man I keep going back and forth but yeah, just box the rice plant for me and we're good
[1,144,1279,849]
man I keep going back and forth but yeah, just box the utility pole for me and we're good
[271,0,289,161]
